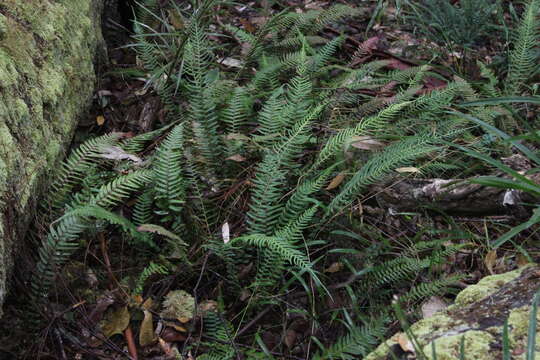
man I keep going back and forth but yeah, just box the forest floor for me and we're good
[1,0,539,359]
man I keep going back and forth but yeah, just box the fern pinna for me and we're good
[30,0,540,358]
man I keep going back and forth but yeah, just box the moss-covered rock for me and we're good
[0,0,105,315]
[365,265,540,360]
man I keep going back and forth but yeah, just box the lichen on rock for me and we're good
[0,0,105,315]
[365,265,540,360]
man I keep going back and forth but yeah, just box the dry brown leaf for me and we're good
[96,115,105,126]
[100,306,130,338]
[164,321,188,333]
[485,250,497,274]
[350,136,385,151]
[326,173,345,190]
[421,296,447,319]
[139,310,155,347]
[324,262,344,273]
[284,329,297,349]
[198,300,218,315]
[397,333,415,353]
[167,9,184,30]
[225,133,250,141]
[517,253,530,268]
[161,327,187,343]
[226,154,246,162]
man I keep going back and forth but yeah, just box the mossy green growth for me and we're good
[0,0,105,316]
[454,268,523,307]
[365,266,540,360]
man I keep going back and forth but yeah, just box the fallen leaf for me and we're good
[167,9,184,30]
[198,300,218,316]
[222,222,230,244]
[350,136,385,151]
[139,310,155,346]
[326,173,346,190]
[218,57,243,69]
[395,167,421,173]
[517,253,530,268]
[225,133,250,141]
[421,296,447,319]
[397,333,415,353]
[284,329,297,349]
[161,327,187,343]
[485,250,497,274]
[239,18,256,33]
[163,321,188,333]
[96,115,105,126]
[226,154,246,162]
[100,306,130,338]
[100,146,142,163]
[137,224,186,246]
[324,262,344,273]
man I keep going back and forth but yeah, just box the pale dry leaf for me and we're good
[395,167,420,173]
[222,222,230,244]
[100,146,142,163]
[350,136,385,151]
[226,154,246,162]
[324,262,344,273]
[397,333,415,353]
[100,306,130,338]
[326,173,346,190]
[421,296,447,319]
[218,57,243,68]
[139,310,155,346]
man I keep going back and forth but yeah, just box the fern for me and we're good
[32,170,153,302]
[49,133,123,211]
[398,276,461,305]
[313,321,386,360]
[152,124,186,216]
[134,261,170,295]
[327,135,438,214]
[198,311,236,360]
[230,234,315,278]
[505,0,540,95]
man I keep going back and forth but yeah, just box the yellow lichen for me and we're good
[425,330,495,360]
[454,268,524,307]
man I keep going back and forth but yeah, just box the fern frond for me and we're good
[398,276,461,305]
[312,321,385,360]
[313,101,412,170]
[134,261,169,295]
[231,234,314,275]
[50,133,123,210]
[327,136,438,214]
[278,170,331,227]
[121,124,174,153]
[246,154,286,235]
[198,312,236,360]
[153,124,185,215]
[221,87,252,135]
[506,0,540,95]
